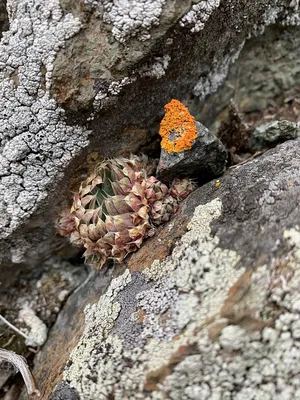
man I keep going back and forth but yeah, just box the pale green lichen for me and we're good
[63,205,300,399]
[142,198,224,282]
[63,198,244,399]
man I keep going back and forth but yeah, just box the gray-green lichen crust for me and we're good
[0,0,89,262]
[63,200,300,399]
[63,199,243,399]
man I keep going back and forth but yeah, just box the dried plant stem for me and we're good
[0,314,30,341]
[0,348,40,397]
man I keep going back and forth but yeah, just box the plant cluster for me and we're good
[57,155,194,268]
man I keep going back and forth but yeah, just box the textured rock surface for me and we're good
[191,24,300,128]
[31,137,300,399]
[1,1,300,398]
[0,0,300,267]
[251,120,300,149]
[0,0,8,38]
[0,0,89,267]
[156,121,227,183]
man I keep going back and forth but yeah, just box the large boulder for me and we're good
[32,136,300,399]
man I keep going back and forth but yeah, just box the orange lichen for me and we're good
[159,99,198,153]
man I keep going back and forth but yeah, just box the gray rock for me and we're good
[251,120,300,150]
[49,383,80,400]
[156,121,227,183]
[32,137,300,399]
[189,25,300,129]
[0,1,300,279]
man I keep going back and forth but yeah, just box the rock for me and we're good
[251,120,300,150]
[18,306,48,347]
[31,137,300,399]
[156,121,227,183]
[0,1,300,269]
[49,382,80,400]
[31,268,113,400]
[189,25,300,128]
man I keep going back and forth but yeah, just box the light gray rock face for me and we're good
[0,1,299,269]
[0,0,89,266]
[33,137,300,399]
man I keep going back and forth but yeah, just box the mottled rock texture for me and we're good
[251,120,300,149]
[33,137,300,399]
[157,121,227,183]
[0,0,8,38]
[192,24,300,128]
[0,0,300,269]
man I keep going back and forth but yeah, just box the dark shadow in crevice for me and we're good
[0,0,9,39]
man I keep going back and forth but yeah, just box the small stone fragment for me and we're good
[251,120,300,150]
[49,382,80,400]
[157,121,227,183]
[18,306,48,347]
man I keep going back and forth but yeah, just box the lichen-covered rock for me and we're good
[0,0,89,267]
[156,120,227,183]
[32,137,300,399]
[0,0,300,269]
[191,25,300,128]
[251,120,300,149]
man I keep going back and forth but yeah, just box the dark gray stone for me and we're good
[156,121,227,183]
[0,0,8,39]
[185,136,300,268]
[49,382,80,400]
[251,120,300,150]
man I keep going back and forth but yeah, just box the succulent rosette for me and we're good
[57,155,195,268]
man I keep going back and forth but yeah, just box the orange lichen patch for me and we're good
[159,99,198,153]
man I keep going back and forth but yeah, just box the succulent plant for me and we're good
[57,155,195,269]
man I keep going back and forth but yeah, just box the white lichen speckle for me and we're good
[219,325,248,350]
[138,55,171,79]
[0,0,89,261]
[85,0,166,43]
[64,199,245,399]
[93,55,170,111]
[193,44,244,100]
[180,0,221,33]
